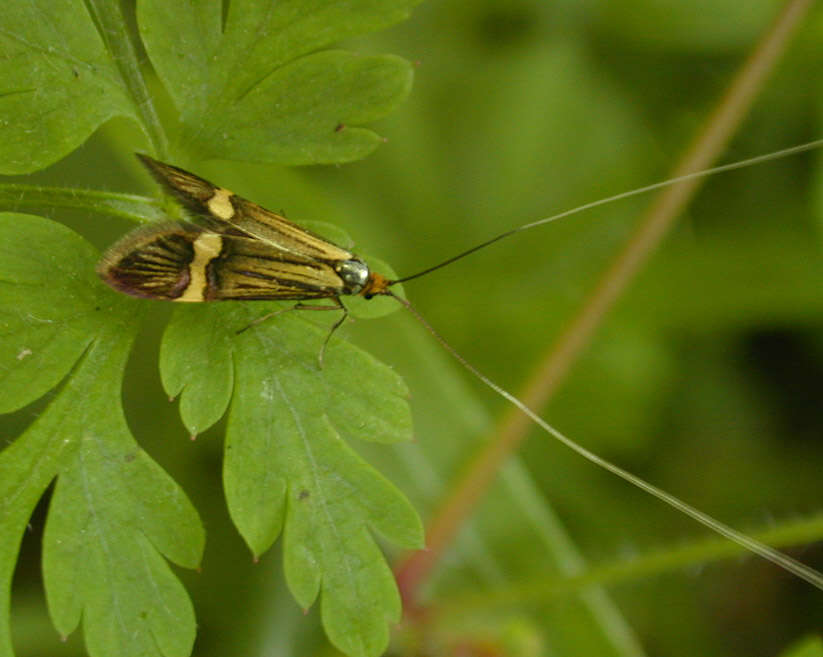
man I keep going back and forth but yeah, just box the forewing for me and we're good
[228,196,354,262]
[209,235,345,300]
[97,221,201,301]
[137,154,354,263]
[137,155,222,217]
[97,222,345,302]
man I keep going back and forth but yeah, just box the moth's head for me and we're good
[334,259,393,299]
[359,272,393,299]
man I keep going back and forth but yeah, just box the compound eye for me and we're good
[335,259,370,294]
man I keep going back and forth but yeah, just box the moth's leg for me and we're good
[317,297,349,369]
[237,298,348,368]
[236,302,337,334]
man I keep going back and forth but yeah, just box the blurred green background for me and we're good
[6,0,823,656]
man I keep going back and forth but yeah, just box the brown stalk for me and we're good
[394,0,817,608]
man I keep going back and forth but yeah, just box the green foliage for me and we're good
[0,1,423,656]
[0,2,138,174]
[0,215,203,657]
[160,303,420,654]
[137,0,417,164]
[2,1,823,657]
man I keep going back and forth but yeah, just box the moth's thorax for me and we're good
[335,259,370,294]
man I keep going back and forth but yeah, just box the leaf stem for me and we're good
[394,0,817,607]
[391,295,823,600]
[431,514,823,620]
[0,184,163,224]
[85,0,168,157]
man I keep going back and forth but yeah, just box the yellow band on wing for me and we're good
[207,188,235,220]
[179,232,223,302]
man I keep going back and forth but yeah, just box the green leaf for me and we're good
[138,0,420,164]
[0,2,142,173]
[0,0,420,173]
[0,214,204,657]
[0,213,98,412]
[42,367,203,657]
[160,303,422,657]
[160,304,235,439]
[5,1,424,654]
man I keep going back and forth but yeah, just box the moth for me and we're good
[98,154,395,307]
[97,148,823,590]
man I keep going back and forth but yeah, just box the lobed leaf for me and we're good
[161,302,422,657]
[3,0,425,654]
[0,0,421,174]
[138,0,420,164]
[0,213,100,412]
[0,214,204,657]
[0,1,137,173]
[160,303,235,439]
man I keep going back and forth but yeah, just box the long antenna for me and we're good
[390,139,823,285]
[387,291,823,590]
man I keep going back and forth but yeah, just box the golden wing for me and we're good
[136,154,355,263]
[97,221,349,302]
[98,156,387,302]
